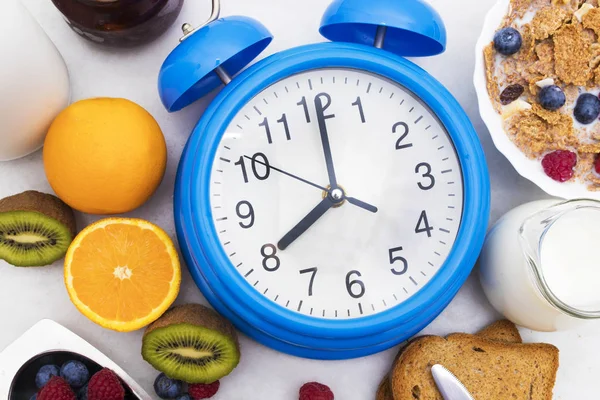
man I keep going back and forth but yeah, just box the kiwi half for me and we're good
[142,304,240,384]
[0,191,76,267]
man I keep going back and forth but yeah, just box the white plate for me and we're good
[473,0,600,200]
[0,319,152,399]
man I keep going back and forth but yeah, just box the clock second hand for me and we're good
[244,156,378,214]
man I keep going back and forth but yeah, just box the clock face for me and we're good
[209,68,463,320]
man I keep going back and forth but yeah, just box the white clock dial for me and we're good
[209,68,463,319]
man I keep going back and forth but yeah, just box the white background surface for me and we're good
[0,0,598,398]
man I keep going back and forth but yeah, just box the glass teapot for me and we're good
[479,199,600,332]
[51,0,184,47]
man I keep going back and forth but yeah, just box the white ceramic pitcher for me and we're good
[0,0,70,161]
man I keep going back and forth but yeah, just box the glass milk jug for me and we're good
[479,199,600,331]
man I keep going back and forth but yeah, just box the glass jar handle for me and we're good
[180,0,221,42]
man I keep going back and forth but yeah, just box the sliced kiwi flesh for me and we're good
[0,191,76,267]
[142,304,240,384]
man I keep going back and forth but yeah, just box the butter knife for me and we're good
[431,364,475,400]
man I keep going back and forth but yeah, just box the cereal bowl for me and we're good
[474,0,600,200]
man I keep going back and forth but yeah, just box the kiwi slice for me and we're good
[142,304,240,384]
[0,191,76,267]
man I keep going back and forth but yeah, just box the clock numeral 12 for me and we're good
[389,247,408,275]
[259,114,291,144]
[345,270,365,299]
[235,153,271,183]
[299,267,318,296]
[260,244,280,272]
[351,96,366,123]
[297,96,311,123]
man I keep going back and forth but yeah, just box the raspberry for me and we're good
[541,150,577,182]
[595,155,600,174]
[37,376,76,400]
[188,381,220,399]
[87,369,125,400]
[299,382,334,400]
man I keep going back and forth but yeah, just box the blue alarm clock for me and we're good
[159,0,490,360]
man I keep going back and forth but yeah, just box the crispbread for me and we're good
[375,321,522,400]
[389,334,559,400]
[476,318,523,343]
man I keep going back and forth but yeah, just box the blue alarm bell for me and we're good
[158,0,273,112]
[167,0,490,360]
[320,0,446,56]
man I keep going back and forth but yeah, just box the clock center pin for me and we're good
[324,185,346,207]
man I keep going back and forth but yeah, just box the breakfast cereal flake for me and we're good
[583,7,600,35]
[554,23,593,86]
[532,7,571,40]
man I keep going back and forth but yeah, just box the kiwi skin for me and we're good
[0,191,76,267]
[142,304,241,383]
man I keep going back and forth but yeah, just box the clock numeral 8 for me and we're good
[415,162,435,190]
[235,200,254,229]
[345,270,365,299]
[261,244,280,272]
[235,153,271,183]
[389,247,408,275]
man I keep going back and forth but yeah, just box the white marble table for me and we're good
[1,0,598,398]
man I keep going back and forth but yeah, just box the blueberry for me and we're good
[77,384,88,400]
[574,93,600,124]
[176,395,192,400]
[494,27,522,55]
[154,373,183,399]
[35,364,60,389]
[60,360,90,389]
[538,85,566,111]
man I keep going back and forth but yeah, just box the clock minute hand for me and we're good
[314,93,338,188]
[277,196,333,250]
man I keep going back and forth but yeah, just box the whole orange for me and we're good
[43,98,167,214]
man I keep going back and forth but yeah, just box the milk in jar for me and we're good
[479,199,600,331]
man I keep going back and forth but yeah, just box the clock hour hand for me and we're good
[346,197,378,213]
[278,197,333,250]
[314,93,338,188]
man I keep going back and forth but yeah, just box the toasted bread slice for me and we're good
[477,319,522,343]
[389,333,558,400]
[375,320,522,400]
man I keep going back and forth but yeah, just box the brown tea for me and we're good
[51,0,184,47]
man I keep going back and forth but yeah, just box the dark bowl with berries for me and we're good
[0,320,151,400]
[9,351,141,400]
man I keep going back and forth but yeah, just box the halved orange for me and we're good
[65,218,181,332]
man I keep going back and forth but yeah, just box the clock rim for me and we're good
[174,42,490,358]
